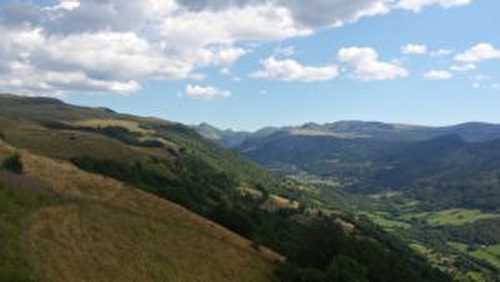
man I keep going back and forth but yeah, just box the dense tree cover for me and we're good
[276,217,451,282]
[438,218,500,246]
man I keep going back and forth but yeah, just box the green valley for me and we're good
[198,120,500,281]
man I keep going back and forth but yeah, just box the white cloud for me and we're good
[177,0,474,27]
[455,43,500,63]
[401,44,428,55]
[0,27,197,94]
[251,57,339,82]
[396,0,472,12]
[157,4,311,49]
[177,0,392,28]
[450,63,476,72]
[338,47,408,81]
[43,0,81,11]
[0,63,141,95]
[194,47,248,67]
[0,0,478,95]
[424,70,453,80]
[0,25,251,95]
[185,84,231,99]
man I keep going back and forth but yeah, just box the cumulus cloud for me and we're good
[401,44,428,55]
[0,0,476,95]
[455,43,500,63]
[338,47,408,81]
[177,0,474,28]
[424,70,453,80]
[0,1,255,95]
[251,57,339,82]
[185,84,231,99]
[0,26,196,95]
[177,0,391,28]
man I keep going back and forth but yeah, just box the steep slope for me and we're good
[0,141,280,282]
[193,123,281,148]
[193,123,252,148]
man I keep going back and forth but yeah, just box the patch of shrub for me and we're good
[2,154,23,174]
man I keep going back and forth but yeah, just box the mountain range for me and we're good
[194,120,500,148]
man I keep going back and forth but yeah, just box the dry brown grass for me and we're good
[12,149,281,282]
[74,118,181,150]
[260,195,300,212]
[74,119,152,134]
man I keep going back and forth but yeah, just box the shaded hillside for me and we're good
[194,123,252,148]
[371,135,500,211]
[193,123,280,148]
[235,125,500,212]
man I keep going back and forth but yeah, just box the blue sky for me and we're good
[1,0,499,130]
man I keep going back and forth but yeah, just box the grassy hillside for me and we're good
[0,142,280,282]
